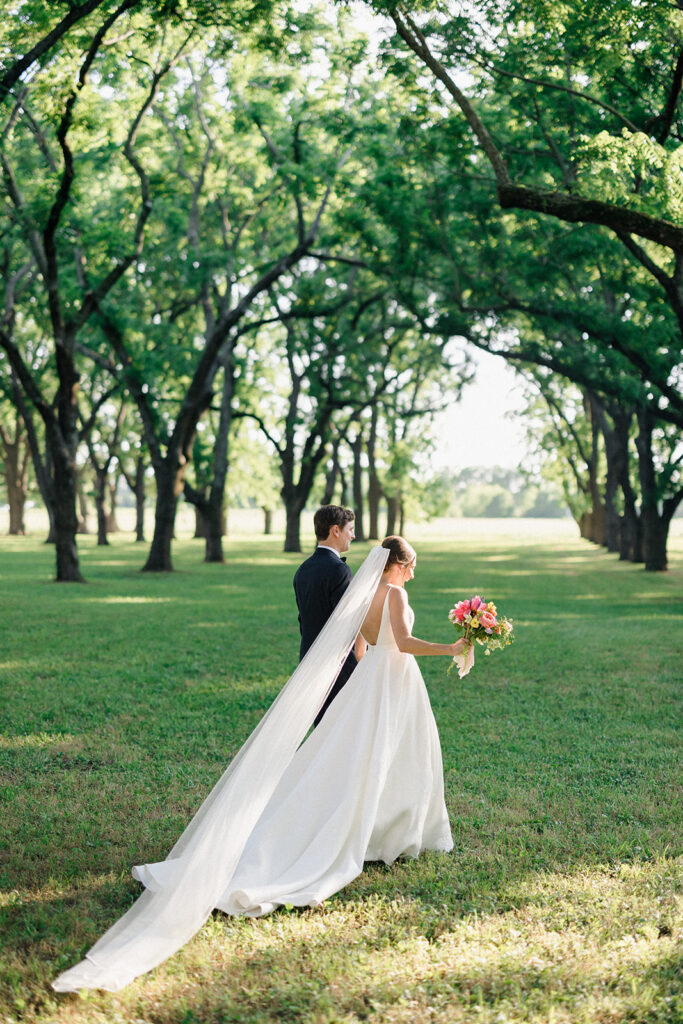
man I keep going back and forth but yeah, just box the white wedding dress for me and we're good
[218,586,453,915]
[53,552,452,992]
[134,588,453,917]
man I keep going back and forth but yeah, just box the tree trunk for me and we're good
[143,460,182,572]
[601,437,620,554]
[367,405,382,540]
[204,501,225,563]
[194,505,208,539]
[134,456,145,542]
[339,464,349,508]
[601,403,628,554]
[603,501,619,552]
[619,508,642,563]
[106,476,120,533]
[7,487,26,534]
[398,499,405,537]
[583,391,605,545]
[93,466,109,546]
[587,474,605,544]
[635,407,669,571]
[182,351,234,563]
[321,441,340,505]
[640,508,669,572]
[6,462,27,534]
[1,421,29,534]
[277,395,333,554]
[618,432,642,563]
[45,505,57,545]
[284,500,304,552]
[367,477,382,540]
[591,396,634,556]
[11,382,57,543]
[385,494,399,537]
[202,355,234,564]
[52,446,83,582]
[263,506,273,534]
[76,471,91,534]
[48,346,84,581]
[351,431,365,541]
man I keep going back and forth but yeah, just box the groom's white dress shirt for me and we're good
[316,544,342,559]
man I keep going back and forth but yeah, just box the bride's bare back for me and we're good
[361,582,395,645]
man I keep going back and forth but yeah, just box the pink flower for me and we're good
[480,610,497,629]
[471,596,483,611]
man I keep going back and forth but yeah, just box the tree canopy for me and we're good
[1,0,681,573]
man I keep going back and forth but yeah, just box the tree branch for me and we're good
[0,151,48,277]
[392,7,683,252]
[233,409,284,455]
[0,326,51,419]
[497,182,683,251]
[78,383,119,438]
[391,6,511,185]
[0,0,112,101]
[307,251,369,268]
[656,47,683,144]
[43,0,140,343]
[476,57,639,132]
[75,41,190,328]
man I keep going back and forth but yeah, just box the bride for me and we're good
[53,536,465,992]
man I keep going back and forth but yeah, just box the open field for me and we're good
[1,519,681,1023]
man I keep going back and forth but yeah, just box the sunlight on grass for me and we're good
[0,733,78,751]
[83,596,176,605]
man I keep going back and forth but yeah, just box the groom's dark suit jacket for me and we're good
[293,546,355,726]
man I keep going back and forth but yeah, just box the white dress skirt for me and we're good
[204,590,454,916]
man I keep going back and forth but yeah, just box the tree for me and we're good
[244,272,376,552]
[388,1,683,268]
[0,372,31,534]
[341,43,682,566]
[0,0,296,578]
[521,375,607,540]
[0,2,179,579]
[223,421,281,535]
[80,391,125,546]
[378,2,683,419]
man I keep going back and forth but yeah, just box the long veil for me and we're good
[52,544,390,992]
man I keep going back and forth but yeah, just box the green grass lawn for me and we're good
[1,518,681,1023]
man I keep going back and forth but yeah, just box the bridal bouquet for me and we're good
[448,596,514,678]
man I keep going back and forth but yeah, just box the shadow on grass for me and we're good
[8,856,679,1024]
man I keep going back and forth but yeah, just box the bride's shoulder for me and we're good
[387,584,408,604]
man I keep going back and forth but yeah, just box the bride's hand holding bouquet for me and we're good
[448,596,514,678]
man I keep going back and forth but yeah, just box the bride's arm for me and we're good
[389,587,465,657]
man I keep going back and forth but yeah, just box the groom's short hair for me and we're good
[314,505,354,540]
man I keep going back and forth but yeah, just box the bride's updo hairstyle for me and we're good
[381,535,416,570]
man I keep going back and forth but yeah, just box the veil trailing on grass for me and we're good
[52,544,390,993]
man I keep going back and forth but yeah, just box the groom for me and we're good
[293,504,365,726]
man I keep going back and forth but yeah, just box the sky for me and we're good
[431,349,531,471]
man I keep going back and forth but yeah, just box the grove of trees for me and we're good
[1,0,681,576]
